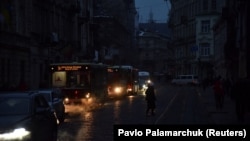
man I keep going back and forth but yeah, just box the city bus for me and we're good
[50,62,108,105]
[107,65,139,98]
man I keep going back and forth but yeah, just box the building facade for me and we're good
[213,0,250,80]
[137,22,173,77]
[169,0,226,80]
[0,0,136,90]
[1,0,81,90]
[169,0,250,81]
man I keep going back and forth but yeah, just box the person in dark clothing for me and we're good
[145,84,156,116]
[212,76,225,110]
[222,77,232,97]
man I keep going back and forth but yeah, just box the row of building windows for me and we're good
[175,43,210,58]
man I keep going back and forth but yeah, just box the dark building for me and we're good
[0,0,137,90]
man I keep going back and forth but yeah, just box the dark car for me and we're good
[0,91,58,141]
[34,89,65,124]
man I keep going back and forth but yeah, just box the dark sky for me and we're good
[135,0,171,23]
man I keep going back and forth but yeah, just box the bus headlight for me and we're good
[114,87,122,94]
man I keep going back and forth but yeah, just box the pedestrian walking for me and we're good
[212,76,225,110]
[145,83,156,116]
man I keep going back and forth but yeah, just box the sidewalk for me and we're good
[197,86,250,125]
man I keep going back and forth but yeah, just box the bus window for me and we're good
[65,71,90,88]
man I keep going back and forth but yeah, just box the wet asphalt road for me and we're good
[57,83,211,141]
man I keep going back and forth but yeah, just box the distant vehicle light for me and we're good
[85,93,90,99]
[127,88,132,92]
[64,97,69,104]
[127,85,132,92]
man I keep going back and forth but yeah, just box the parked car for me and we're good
[33,89,65,124]
[171,74,199,85]
[0,91,58,141]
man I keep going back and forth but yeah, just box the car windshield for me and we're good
[0,97,30,115]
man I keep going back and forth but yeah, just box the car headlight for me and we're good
[0,128,31,140]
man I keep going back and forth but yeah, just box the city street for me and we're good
[57,82,232,141]
[1,1,250,141]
